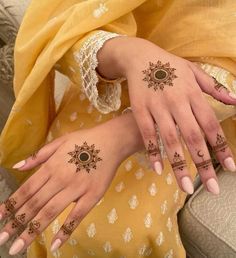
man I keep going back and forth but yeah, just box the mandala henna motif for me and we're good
[61,220,76,235]
[68,142,102,173]
[212,133,228,152]
[142,61,178,91]
[12,213,26,229]
[147,140,160,157]
[171,152,187,171]
[211,76,228,92]
[195,149,212,170]
[4,197,16,214]
[27,220,41,235]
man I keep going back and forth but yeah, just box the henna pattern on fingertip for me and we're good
[142,61,178,91]
[212,133,228,153]
[147,140,160,157]
[68,142,102,173]
[27,220,41,235]
[195,149,212,170]
[171,152,187,171]
[61,220,76,236]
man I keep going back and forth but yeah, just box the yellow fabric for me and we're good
[0,0,236,257]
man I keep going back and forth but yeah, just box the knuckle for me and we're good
[19,187,30,199]
[185,130,203,146]
[25,198,40,214]
[142,126,156,140]
[164,131,179,148]
[204,118,219,133]
[42,206,56,220]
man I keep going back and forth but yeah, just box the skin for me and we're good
[0,113,143,254]
[96,35,236,192]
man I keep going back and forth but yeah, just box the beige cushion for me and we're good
[178,165,236,257]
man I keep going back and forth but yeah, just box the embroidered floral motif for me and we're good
[86,223,96,238]
[144,213,153,228]
[128,195,139,209]
[107,208,118,224]
[123,227,133,243]
[156,232,164,246]
[148,183,158,196]
[93,3,108,18]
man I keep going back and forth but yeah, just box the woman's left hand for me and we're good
[0,113,142,255]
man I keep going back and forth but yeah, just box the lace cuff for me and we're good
[73,30,127,114]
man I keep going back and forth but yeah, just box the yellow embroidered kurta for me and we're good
[0,1,236,257]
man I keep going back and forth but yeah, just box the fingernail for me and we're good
[229,92,236,99]
[206,178,220,195]
[51,239,62,253]
[0,232,9,246]
[12,160,26,169]
[9,238,25,255]
[154,161,162,175]
[224,157,236,172]
[0,212,3,221]
[181,176,194,194]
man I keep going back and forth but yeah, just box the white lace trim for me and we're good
[74,31,126,114]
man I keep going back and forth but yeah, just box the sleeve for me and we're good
[54,30,127,114]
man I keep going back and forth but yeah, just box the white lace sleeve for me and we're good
[73,31,127,114]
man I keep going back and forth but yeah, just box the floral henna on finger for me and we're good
[61,220,76,236]
[171,152,187,171]
[68,142,102,173]
[142,61,178,91]
[147,140,160,157]
[195,149,212,170]
[11,213,26,230]
[27,220,41,235]
[212,133,228,153]
[4,197,17,215]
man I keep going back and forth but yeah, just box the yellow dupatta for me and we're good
[1,0,236,184]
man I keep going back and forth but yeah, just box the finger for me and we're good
[152,108,194,194]
[191,92,236,172]
[7,185,85,256]
[132,105,163,175]
[0,169,50,220]
[50,192,98,252]
[172,102,220,194]
[0,179,62,246]
[189,61,236,104]
[12,136,67,171]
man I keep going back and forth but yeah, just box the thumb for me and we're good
[12,135,67,171]
[189,61,236,105]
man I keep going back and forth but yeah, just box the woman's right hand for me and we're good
[97,35,236,195]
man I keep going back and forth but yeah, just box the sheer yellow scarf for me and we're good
[1,0,236,183]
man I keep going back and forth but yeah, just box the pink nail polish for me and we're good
[224,157,236,172]
[154,161,162,175]
[181,177,194,194]
[206,178,220,195]
[12,160,26,169]
[9,238,25,255]
[51,239,62,252]
[0,232,9,246]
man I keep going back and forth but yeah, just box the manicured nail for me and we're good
[206,178,220,195]
[154,161,162,175]
[0,232,9,246]
[12,160,26,169]
[229,92,236,99]
[181,177,194,194]
[224,157,236,172]
[9,238,25,255]
[0,212,3,221]
[51,239,62,253]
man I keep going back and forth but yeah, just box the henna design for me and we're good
[195,149,212,170]
[142,61,178,91]
[4,197,17,214]
[212,133,228,152]
[68,142,102,173]
[27,220,41,235]
[61,220,76,235]
[211,76,228,92]
[11,213,26,230]
[147,140,160,157]
[171,152,187,171]
[30,150,39,160]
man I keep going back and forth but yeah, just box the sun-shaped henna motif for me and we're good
[68,142,102,173]
[212,133,228,152]
[142,61,178,91]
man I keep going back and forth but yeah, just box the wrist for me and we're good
[97,112,144,161]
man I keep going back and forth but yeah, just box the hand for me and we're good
[0,113,142,255]
[97,36,236,195]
